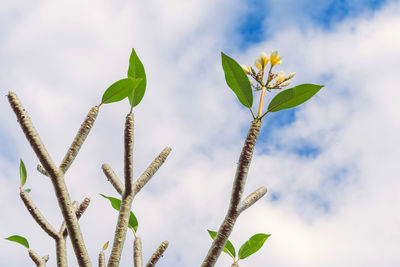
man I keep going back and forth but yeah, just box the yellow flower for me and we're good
[270,51,282,66]
[254,52,269,72]
[241,64,251,74]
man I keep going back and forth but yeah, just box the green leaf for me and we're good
[24,188,31,193]
[127,48,147,107]
[128,211,138,232]
[101,78,142,104]
[267,84,324,112]
[19,159,27,188]
[99,194,121,210]
[207,230,236,259]
[102,241,109,251]
[99,194,139,231]
[221,52,253,108]
[5,235,29,249]
[238,233,270,259]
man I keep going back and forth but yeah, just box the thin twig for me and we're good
[38,106,100,176]
[238,186,267,214]
[107,113,135,267]
[102,164,124,195]
[202,119,262,267]
[134,236,143,267]
[20,190,59,239]
[8,92,92,267]
[146,241,168,267]
[133,147,171,195]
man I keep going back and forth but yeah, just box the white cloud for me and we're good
[1,0,400,266]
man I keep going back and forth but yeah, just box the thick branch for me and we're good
[146,241,169,267]
[238,186,267,214]
[134,237,143,267]
[8,92,91,267]
[20,190,59,239]
[202,119,261,267]
[28,249,49,267]
[107,113,135,267]
[38,106,99,176]
[102,164,124,195]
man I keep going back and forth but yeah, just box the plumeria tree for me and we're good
[5,49,322,267]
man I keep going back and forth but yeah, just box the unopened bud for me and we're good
[241,64,251,74]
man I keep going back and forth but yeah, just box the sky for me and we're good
[1,0,400,266]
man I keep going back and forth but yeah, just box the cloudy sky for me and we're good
[1,0,400,266]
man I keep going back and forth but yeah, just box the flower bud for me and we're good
[275,71,286,84]
[286,72,296,80]
[280,80,291,87]
[241,64,251,74]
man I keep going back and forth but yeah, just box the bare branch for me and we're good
[59,106,99,173]
[8,92,92,267]
[20,190,59,240]
[108,113,135,267]
[133,147,171,194]
[134,237,143,267]
[61,198,91,238]
[238,186,267,214]
[37,106,99,177]
[202,119,262,267]
[28,249,48,267]
[98,251,105,267]
[102,164,124,195]
[146,241,169,267]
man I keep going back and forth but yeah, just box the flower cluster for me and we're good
[241,51,295,91]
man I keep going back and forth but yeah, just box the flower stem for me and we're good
[257,87,267,118]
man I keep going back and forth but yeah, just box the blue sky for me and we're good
[1,0,400,266]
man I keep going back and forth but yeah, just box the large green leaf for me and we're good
[207,230,236,259]
[5,235,29,249]
[267,84,324,112]
[101,78,142,104]
[19,159,27,188]
[238,233,270,259]
[221,52,253,108]
[127,48,147,107]
[99,194,138,231]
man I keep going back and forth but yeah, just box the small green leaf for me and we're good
[102,241,109,251]
[267,84,324,112]
[24,188,31,193]
[99,194,121,210]
[19,159,27,188]
[5,235,29,249]
[99,194,139,231]
[127,48,147,107]
[221,52,253,108]
[101,78,142,104]
[238,233,270,259]
[207,230,236,259]
[128,211,138,232]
